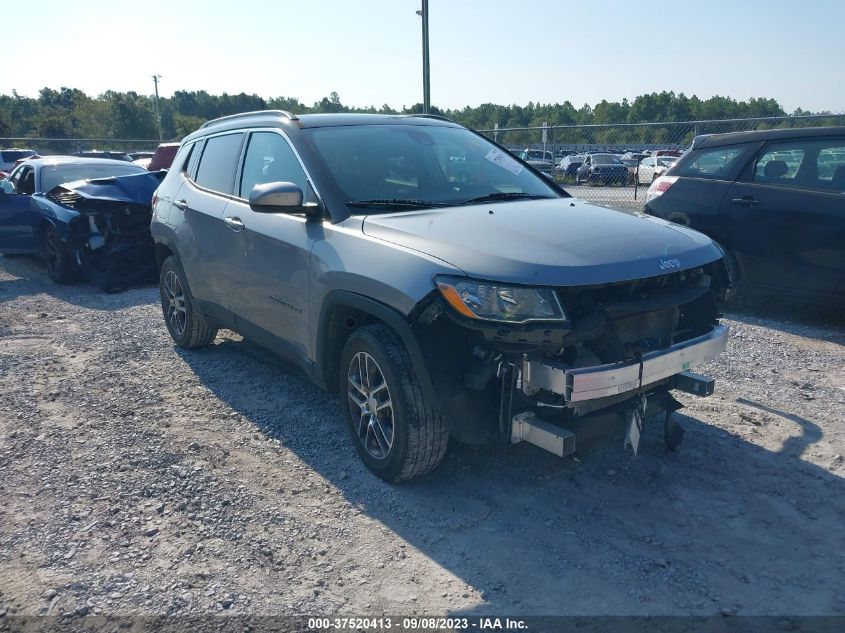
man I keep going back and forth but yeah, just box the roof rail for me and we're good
[200,110,298,129]
[407,113,453,123]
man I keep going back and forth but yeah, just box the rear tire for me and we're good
[159,256,217,348]
[339,324,448,482]
[41,225,80,284]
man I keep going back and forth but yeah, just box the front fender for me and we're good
[32,199,80,243]
[315,290,440,412]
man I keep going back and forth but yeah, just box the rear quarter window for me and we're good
[673,146,750,179]
[193,133,245,195]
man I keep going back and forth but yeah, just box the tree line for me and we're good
[0,87,840,149]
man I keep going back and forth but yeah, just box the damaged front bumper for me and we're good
[46,171,164,292]
[507,323,728,457]
[521,323,729,401]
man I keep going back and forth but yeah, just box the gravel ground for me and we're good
[1,254,843,620]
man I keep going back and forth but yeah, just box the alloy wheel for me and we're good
[347,351,395,459]
[163,270,187,336]
[44,231,60,276]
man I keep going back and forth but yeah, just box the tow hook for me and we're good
[624,393,648,455]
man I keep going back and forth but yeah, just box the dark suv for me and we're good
[151,111,729,481]
[644,127,845,306]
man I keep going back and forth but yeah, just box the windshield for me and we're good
[657,157,677,167]
[591,154,621,165]
[304,125,562,209]
[39,163,146,193]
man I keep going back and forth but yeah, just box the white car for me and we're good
[638,155,677,184]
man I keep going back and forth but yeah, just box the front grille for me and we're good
[560,269,699,318]
[613,308,675,344]
[556,267,717,363]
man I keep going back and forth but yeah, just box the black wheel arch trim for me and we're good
[316,290,440,411]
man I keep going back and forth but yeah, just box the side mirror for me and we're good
[248,181,321,218]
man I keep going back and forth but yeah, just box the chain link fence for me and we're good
[0,137,165,166]
[479,113,845,212]
[4,114,845,212]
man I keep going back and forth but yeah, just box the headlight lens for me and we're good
[435,277,566,323]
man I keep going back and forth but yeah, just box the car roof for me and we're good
[695,126,845,148]
[185,110,462,142]
[20,156,145,168]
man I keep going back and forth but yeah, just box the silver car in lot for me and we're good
[151,111,730,481]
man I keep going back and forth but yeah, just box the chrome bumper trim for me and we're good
[522,323,729,402]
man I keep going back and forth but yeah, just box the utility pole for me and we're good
[152,74,163,140]
[416,1,430,114]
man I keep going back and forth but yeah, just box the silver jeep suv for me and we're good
[151,110,729,481]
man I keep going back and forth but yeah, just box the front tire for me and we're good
[159,256,217,348]
[715,242,740,302]
[41,225,80,284]
[339,324,448,482]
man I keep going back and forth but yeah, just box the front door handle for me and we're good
[730,196,759,207]
[223,216,244,232]
[173,199,188,210]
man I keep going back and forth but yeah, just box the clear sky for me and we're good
[4,0,843,113]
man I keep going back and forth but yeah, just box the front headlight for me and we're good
[435,276,566,323]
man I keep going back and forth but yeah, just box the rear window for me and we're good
[674,146,748,179]
[1,149,36,162]
[592,154,621,165]
[194,133,244,195]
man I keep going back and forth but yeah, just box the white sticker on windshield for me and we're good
[484,149,524,175]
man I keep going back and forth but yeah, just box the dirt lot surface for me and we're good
[1,254,844,620]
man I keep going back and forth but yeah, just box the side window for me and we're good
[754,144,803,183]
[676,147,747,179]
[752,138,845,191]
[818,144,845,192]
[238,132,311,200]
[9,167,24,189]
[193,133,244,195]
[17,167,35,195]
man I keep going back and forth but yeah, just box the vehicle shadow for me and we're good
[178,336,845,616]
[0,254,155,310]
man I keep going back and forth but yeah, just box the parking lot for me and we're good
[1,253,844,618]
[561,184,645,213]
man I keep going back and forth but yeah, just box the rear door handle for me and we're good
[730,196,759,207]
[223,216,244,232]
[173,199,188,210]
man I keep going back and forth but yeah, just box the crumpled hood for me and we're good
[52,170,165,204]
[362,197,722,286]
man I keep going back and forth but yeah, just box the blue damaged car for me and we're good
[0,156,162,291]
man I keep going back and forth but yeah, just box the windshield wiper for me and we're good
[456,192,556,205]
[346,198,449,209]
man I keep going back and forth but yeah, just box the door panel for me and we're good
[0,192,37,253]
[174,184,231,304]
[225,199,315,361]
[721,181,845,296]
